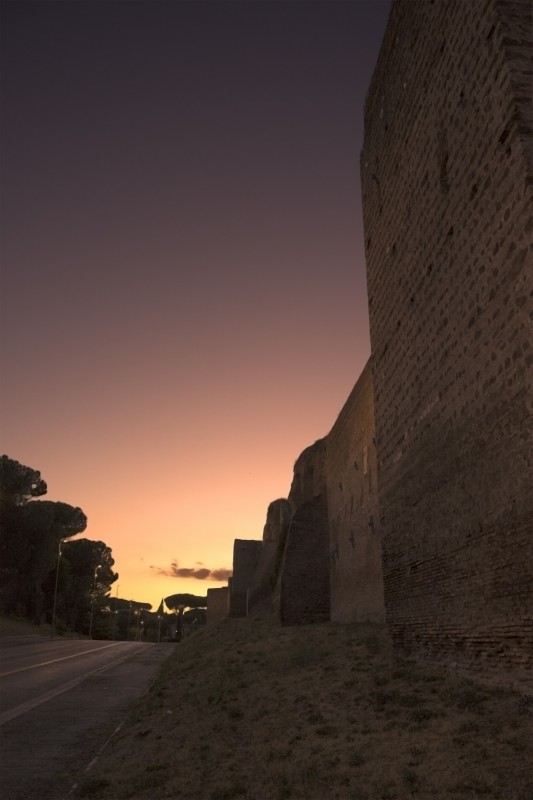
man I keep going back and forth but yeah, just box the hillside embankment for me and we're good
[73,619,532,800]
[0,616,52,637]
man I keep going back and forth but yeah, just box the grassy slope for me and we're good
[75,619,532,800]
[0,616,51,637]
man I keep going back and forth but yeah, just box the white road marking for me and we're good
[65,721,125,798]
[0,641,127,678]
[0,650,135,725]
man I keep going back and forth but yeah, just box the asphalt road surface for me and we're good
[0,636,175,800]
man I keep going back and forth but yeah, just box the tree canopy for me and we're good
[0,455,123,634]
[0,454,48,507]
[164,593,208,612]
[0,455,89,620]
[1,454,206,640]
[53,538,118,634]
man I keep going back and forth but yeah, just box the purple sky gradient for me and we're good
[0,0,391,608]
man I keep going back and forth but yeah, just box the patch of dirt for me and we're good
[73,619,533,800]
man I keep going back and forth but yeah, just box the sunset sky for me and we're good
[1,0,390,609]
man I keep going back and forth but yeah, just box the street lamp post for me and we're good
[51,537,68,639]
[133,609,140,641]
[111,584,120,640]
[88,564,102,639]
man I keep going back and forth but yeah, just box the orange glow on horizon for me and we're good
[1,0,388,612]
[2,342,369,609]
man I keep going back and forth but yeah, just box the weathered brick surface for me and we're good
[327,361,385,623]
[247,499,291,618]
[361,0,532,676]
[229,539,262,617]
[280,498,330,626]
[288,439,327,514]
[277,371,385,625]
[279,442,329,624]
[206,586,229,625]
[494,0,533,176]
[216,341,382,625]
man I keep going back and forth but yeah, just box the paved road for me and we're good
[0,637,175,800]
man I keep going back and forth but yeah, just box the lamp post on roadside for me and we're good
[111,584,120,640]
[51,537,69,639]
[88,564,102,639]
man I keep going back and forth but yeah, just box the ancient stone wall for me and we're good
[361,0,532,676]
[247,499,291,618]
[288,438,327,513]
[327,361,384,623]
[279,498,330,626]
[253,369,385,626]
[206,587,229,625]
[277,439,329,624]
[229,539,262,617]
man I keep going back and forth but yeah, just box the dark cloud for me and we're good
[211,568,233,581]
[151,560,232,582]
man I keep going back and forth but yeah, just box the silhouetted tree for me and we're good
[107,598,152,640]
[0,455,86,620]
[164,593,207,611]
[23,500,87,621]
[56,539,118,635]
[183,607,206,627]
[0,455,47,612]
[164,593,207,640]
[0,454,48,507]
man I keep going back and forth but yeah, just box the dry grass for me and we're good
[74,618,532,800]
[0,615,51,637]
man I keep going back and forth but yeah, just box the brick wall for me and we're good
[247,499,291,618]
[327,361,385,623]
[279,498,330,626]
[288,439,327,513]
[254,368,385,625]
[229,539,262,617]
[277,374,386,627]
[279,441,329,624]
[361,0,532,676]
[206,586,229,625]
